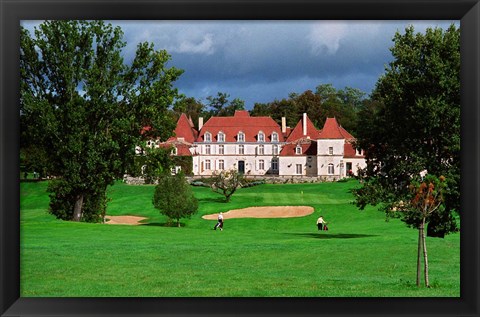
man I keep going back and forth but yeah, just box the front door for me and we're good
[346,162,352,176]
[238,160,245,174]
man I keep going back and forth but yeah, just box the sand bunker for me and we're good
[105,215,147,225]
[105,206,314,225]
[202,206,314,220]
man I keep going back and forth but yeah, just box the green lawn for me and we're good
[20,179,460,297]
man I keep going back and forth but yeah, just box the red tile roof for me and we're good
[343,141,364,158]
[174,143,193,156]
[318,117,351,139]
[159,142,192,156]
[198,111,284,143]
[338,125,355,140]
[234,110,250,117]
[286,114,321,142]
[280,138,317,156]
[168,113,198,143]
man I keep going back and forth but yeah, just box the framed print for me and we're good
[1,0,479,316]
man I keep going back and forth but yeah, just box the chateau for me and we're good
[157,110,366,179]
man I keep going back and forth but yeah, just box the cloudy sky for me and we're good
[23,20,459,108]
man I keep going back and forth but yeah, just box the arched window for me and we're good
[204,132,212,142]
[237,132,245,142]
[328,163,334,174]
[258,131,265,142]
[271,132,278,142]
[218,132,225,142]
[295,145,302,155]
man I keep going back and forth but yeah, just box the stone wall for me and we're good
[123,174,350,185]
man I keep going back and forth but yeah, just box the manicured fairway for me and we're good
[20,180,460,297]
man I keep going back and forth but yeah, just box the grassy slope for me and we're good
[20,180,460,297]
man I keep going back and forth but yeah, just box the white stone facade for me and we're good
[161,111,366,179]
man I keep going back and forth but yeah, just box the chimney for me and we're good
[303,113,307,136]
[198,117,204,130]
[281,117,286,134]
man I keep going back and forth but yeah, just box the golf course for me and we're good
[20,179,460,297]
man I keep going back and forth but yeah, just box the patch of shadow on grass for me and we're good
[286,233,379,239]
[198,197,226,203]
[142,222,185,227]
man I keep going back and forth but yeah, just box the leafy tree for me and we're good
[249,85,364,135]
[266,98,297,126]
[314,85,362,134]
[290,90,323,128]
[337,87,366,110]
[153,173,199,227]
[206,92,230,116]
[392,175,447,287]
[20,20,183,222]
[211,169,246,202]
[206,92,246,117]
[353,25,459,236]
[218,97,245,116]
[140,143,174,184]
[172,96,205,129]
[250,102,273,117]
[315,83,337,101]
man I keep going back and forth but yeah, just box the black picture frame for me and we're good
[1,0,478,316]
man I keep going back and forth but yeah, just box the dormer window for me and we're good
[356,148,362,156]
[217,132,225,142]
[271,132,278,142]
[171,147,178,155]
[238,132,245,142]
[204,132,212,142]
[295,146,302,155]
[258,131,265,142]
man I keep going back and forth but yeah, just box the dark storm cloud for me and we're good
[23,20,459,108]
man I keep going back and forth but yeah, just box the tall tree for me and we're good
[353,25,459,237]
[315,83,337,102]
[206,92,230,116]
[250,102,273,117]
[20,20,183,222]
[218,97,245,116]
[153,172,199,227]
[172,96,205,129]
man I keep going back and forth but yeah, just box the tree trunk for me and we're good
[421,217,430,287]
[73,194,84,221]
[177,219,181,227]
[416,226,422,287]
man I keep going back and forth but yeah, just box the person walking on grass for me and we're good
[214,212,224,231]
[317,215,327,231]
